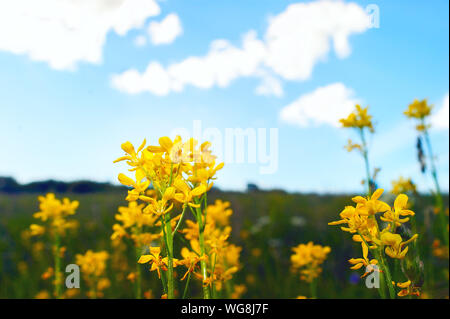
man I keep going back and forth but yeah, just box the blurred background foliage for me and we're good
[0,178,448,298]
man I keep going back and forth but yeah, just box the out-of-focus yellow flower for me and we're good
[30,224,45,236]
[144,290,154,299]
[31,193,79,236]
[340,104,374,132]
[230,284,247,299]
[432,239,449,259]
[391,176,417,195]
[404,99,432,119]
[206,200,233,226]
[41,267,54,280]
[76,250,110,298]
[344,139,362,153]
[33,193,79,222]
[290,242,331,283]
[35,290,51,299]
[62,288,79,299]
[251,248,262,257]
[76,250,109,277]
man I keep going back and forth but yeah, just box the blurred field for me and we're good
[0,189,448,299]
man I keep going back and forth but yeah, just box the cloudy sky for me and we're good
[0,0,448,193]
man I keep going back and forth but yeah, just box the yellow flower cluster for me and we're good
[290,242,331,283]
[76,250,110,298]
[114,136,223,217]
[404,99,432,120]
[30,193,79,236]
[329,189,417,257]
[339,104,374,132]
[115,136,235,299]
[391,176,417,195]
[111,201,160,247]
[329,189,420,297]
[183,200,242,292]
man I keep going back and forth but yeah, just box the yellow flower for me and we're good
[340,104,374,132]
[380,194,415,227]
[344,139,362,153]
[391,176,416,195]
[76,250,109,277]
[173,177,207,208]
[380,232,418,259]
[348,240,378,277]
[328,205,378,237]
[206,199,233,226]
[138,246,179,279]
[394,280,420,297]
[290,242,331,283]
[178,247,207,280]
[351,188,390,216]
[30,224,45,236]
[404,99,432,119]
[230,284,247,299]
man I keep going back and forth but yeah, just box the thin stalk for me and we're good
[423,123,448,246]
[182,272,191,299]
[133,226,142,299]
[53,232,62,299]
[195,204,211,299]
[377,251,396,299]
[310,277,317,299]
[136,246,142,299]
[359,128,372,196]
[172,205,187,236]
[163,214,175,299]
[357,231,386,299]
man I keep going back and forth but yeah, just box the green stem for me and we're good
[310,277,317,299]
[359,128,372,196]
[172,205,187,236]
[377,250,396,299]
[136,247,142,299]
[163,214,175,299]
[133,226,142,299]
[182,272,191,299]
[53,232,62,299]
[195,205,211,299]
[423,124,448,246]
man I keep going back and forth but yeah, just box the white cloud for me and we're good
[134,35,147,47]
[148,13,183,45]
[112,30,267,95]
[111,0,370,96]
[264,0,369,80]
[0,0,161,70]
[254,72,284,97]
[279,82,360,127]
[431,93,449,130]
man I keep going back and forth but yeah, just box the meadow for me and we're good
[0,102,448,299]
[0,188,447,299]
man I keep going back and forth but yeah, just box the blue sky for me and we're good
[0,0,448,193]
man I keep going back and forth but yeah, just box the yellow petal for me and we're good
[371,188,384,200]
[159,136,173,152]
[138,255,152,264]
[118,174,135,187]
[394,194,408,211]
